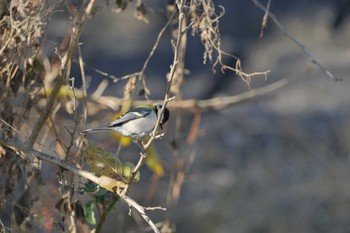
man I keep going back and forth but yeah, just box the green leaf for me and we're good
[121,162,140,183]
[95,188,109,199]
[84,200,97,226]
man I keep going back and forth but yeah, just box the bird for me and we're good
[81,104,170,139]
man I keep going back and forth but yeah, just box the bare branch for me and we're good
[28,0,98,146]
[252,0,341,81]
[259,0,271,40]
[0,136,161,233]
[121,195,161,233]
[90,76,291,112]
[140,8,177,75]
[120,0,186,199]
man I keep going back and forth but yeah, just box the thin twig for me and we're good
[77,41,88,162]
[79,60,120,82]
[0,136,161,233]
[259,0,271,40]
[121,0,186,198]
[140,9,176,75]
[91,76,292,111]
[28,0,97,146]
[252,0,341,81]
[0,118,21,135]
[64,77,81,159]
[0,136,119,191]
[121,195,160,233]
[138,4,177,96]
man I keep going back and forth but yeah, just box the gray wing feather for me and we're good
[107,108,151,128]
[80,107,152,135]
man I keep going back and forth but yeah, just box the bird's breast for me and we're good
[114,112,157,137]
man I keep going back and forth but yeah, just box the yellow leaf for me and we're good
[145,144,164,176]
[119,136,133,146]
[96,175,125,194]
[121,162,140,183]
[85,146,122,178]
[45,86,84,99]
[110,132,133,147]
[85,146,140,183]
[57,86,73,98]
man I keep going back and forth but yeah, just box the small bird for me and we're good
[81,104,170,139]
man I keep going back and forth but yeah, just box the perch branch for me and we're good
[121,0,186,197]
[0,136,161,233]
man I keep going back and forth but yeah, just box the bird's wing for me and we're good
[107,107,152,128]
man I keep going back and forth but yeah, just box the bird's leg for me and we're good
[149,131,164,139]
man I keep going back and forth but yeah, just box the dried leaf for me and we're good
[134,2,149,23]
[85,146,140,183]
[85,146,122,178]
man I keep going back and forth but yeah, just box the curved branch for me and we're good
[0,136,161,233]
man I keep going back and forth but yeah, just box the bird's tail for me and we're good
[80,127,111,135]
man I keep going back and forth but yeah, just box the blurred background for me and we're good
[46,0,350,232]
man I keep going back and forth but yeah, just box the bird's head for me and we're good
[154,104,170,129]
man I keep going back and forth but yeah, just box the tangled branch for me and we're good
[28,0,97,146]
[0,136,161,233]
